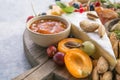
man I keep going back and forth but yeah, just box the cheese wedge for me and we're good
[62,12,117,70]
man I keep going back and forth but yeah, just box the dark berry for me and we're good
[41,12,47,15]
[26,16,34,22]
[89,4,95,11]
[72,3,80,9]
[55,0,60,1]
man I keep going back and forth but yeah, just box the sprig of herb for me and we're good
[117,12,120,17]
[56,1,75,13]
[114,30,120,40]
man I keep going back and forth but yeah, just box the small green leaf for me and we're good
[101,0,107,3]
[56,1,75,13]
[114,30,120,39]
[90,0,95,2]
[56,1,66,8]
[62,7,75,13]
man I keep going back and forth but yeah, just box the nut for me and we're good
[97,56,109,74]
[98,24,105,38]
[116,74,120,80]
[102,71,113,80]
[92,60,98,68]
[109,32,119,58]
[115,59,120,74]
[92,67,99,80]
[87,12,99,20]
[80,20,99,32]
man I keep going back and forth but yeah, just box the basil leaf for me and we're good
[56,1,66,8]
[114,30,120,39]
[101,0,107,3]
[62,7,75,13]
[56,1,75,13]
[90,0,96,2]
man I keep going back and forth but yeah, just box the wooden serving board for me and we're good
[13,29,90,80]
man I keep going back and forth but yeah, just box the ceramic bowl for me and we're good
[26,15,71,47]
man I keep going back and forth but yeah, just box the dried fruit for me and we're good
[102,71,113,80]
[92,67,99,80]
[80,41,96,56]
[80,20,99,32]
[87,12,99,20]
[115,59,120,74]
[47,45,57,58]
[97,56,109,74]
[65,49,93,78]
[53,52,65,66]
[98,24,105,38]
[47,5,64,16]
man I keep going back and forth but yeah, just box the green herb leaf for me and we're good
[117,12,120,17]
[62,7,75,13]
[90,0,96,2]
[114,30,120,39]
[101,0,107,3]
[56,1,75,13]
[56,1,66,8]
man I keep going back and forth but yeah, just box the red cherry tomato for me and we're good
[74,9,79,12]
[79,8,84,13]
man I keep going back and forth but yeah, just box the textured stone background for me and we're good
[0,0,119,80]
[0,0,69,80]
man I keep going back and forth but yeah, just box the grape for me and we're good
[81,41,96,56]
[53,52,65,66]
[26,16,34,22]
[47,45,57,58]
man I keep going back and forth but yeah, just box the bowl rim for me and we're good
[26,15,71,36]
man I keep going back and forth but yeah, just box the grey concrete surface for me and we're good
[0,0,69,80]
[0,0,118,80]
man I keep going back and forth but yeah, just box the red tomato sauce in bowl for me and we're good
[29,19,66,34]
